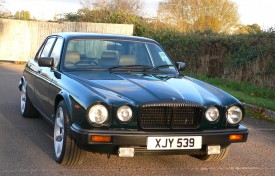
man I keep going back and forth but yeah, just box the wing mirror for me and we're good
[38,57,54,68]
[175,62,186,71]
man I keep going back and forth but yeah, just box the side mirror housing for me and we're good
[38,57,54,68]
[175,62,186,71]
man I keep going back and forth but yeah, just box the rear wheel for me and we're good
[20,81,39,118]
[54,101,84,165]
[193,146,229,161]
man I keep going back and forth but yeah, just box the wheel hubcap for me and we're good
[20,84,26,114]
[54,107,64,158]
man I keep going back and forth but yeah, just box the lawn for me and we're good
[186,74,275,112]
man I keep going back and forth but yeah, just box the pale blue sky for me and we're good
[5,0,275,29]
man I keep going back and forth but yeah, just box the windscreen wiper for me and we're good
[144,64,175,72]
[109,65,152,72]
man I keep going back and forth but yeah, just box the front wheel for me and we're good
[54,101,84,165]
[193,146,230,161]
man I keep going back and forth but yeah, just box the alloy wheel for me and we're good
[54,107,65,158]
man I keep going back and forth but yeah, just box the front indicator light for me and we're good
[90,135,111,142]
[229,134,244,141]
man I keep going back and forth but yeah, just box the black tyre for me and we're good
[193,146,229,161]
[20,81,39,118]
[54,101,84,165]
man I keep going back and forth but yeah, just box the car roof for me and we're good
[52,32,159,44]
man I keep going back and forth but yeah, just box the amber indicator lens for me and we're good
[229,134,244,141]
[74,105,81,109]
[91,135,111,142]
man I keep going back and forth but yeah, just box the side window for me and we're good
[40,37,56,57]
[50,38,63,67]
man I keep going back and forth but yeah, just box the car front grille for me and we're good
[138,100,203,130]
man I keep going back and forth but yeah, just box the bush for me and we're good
[138,27,274,90]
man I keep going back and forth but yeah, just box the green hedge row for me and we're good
[137,27,274,90]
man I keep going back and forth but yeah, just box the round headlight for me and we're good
[205,107,220,122]
[117,105,132,122]
[88,104,108,124]
[226,106,243,125]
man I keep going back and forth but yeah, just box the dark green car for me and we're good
[19,32,248,165]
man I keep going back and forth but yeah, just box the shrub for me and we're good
[138,27,274,90]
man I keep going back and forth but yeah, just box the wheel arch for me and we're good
[54,92,73,122]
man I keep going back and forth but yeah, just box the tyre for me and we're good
[54,101,84,165]
[20,81,39,118]
[193,146,229,161]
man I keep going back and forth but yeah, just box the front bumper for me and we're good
[71,124,248,155]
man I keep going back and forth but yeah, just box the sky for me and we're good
[4,0,275,29]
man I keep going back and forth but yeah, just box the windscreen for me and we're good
[64,39,175,72]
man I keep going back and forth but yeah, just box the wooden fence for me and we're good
[0,19,134,62]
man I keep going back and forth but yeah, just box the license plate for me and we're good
[147,136,202,150]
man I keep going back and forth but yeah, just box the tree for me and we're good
[158,0,239,33]
[235,24,262,34]
[14,10,31,20]
[58,0,144,24]
[80,0,143,16]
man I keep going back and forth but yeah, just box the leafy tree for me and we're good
[80,0,143,16]
[56,0,153,36]
[58,0,145,24]
[247,24,262,33]
[236,24,262,34]
[14,10,31,20]
[158,0,239,33]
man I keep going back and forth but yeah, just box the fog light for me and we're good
[207,145,221,155]
[118,148,135,157]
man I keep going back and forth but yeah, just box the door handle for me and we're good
[37,69,42,74]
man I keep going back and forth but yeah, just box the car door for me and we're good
[34,37,57,119]
[47,37,64,121]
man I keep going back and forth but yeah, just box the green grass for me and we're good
[186,74,275,111]
[246,110,275,123]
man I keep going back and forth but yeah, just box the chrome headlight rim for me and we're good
[205,106,220,123]
[226,105,243,125]
[87,103,109,126]
[117,105,133,123]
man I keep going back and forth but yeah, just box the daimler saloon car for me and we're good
[19,32,248,165]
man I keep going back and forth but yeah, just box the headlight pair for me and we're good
[88,104,133,125]
[205,105,243,125]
